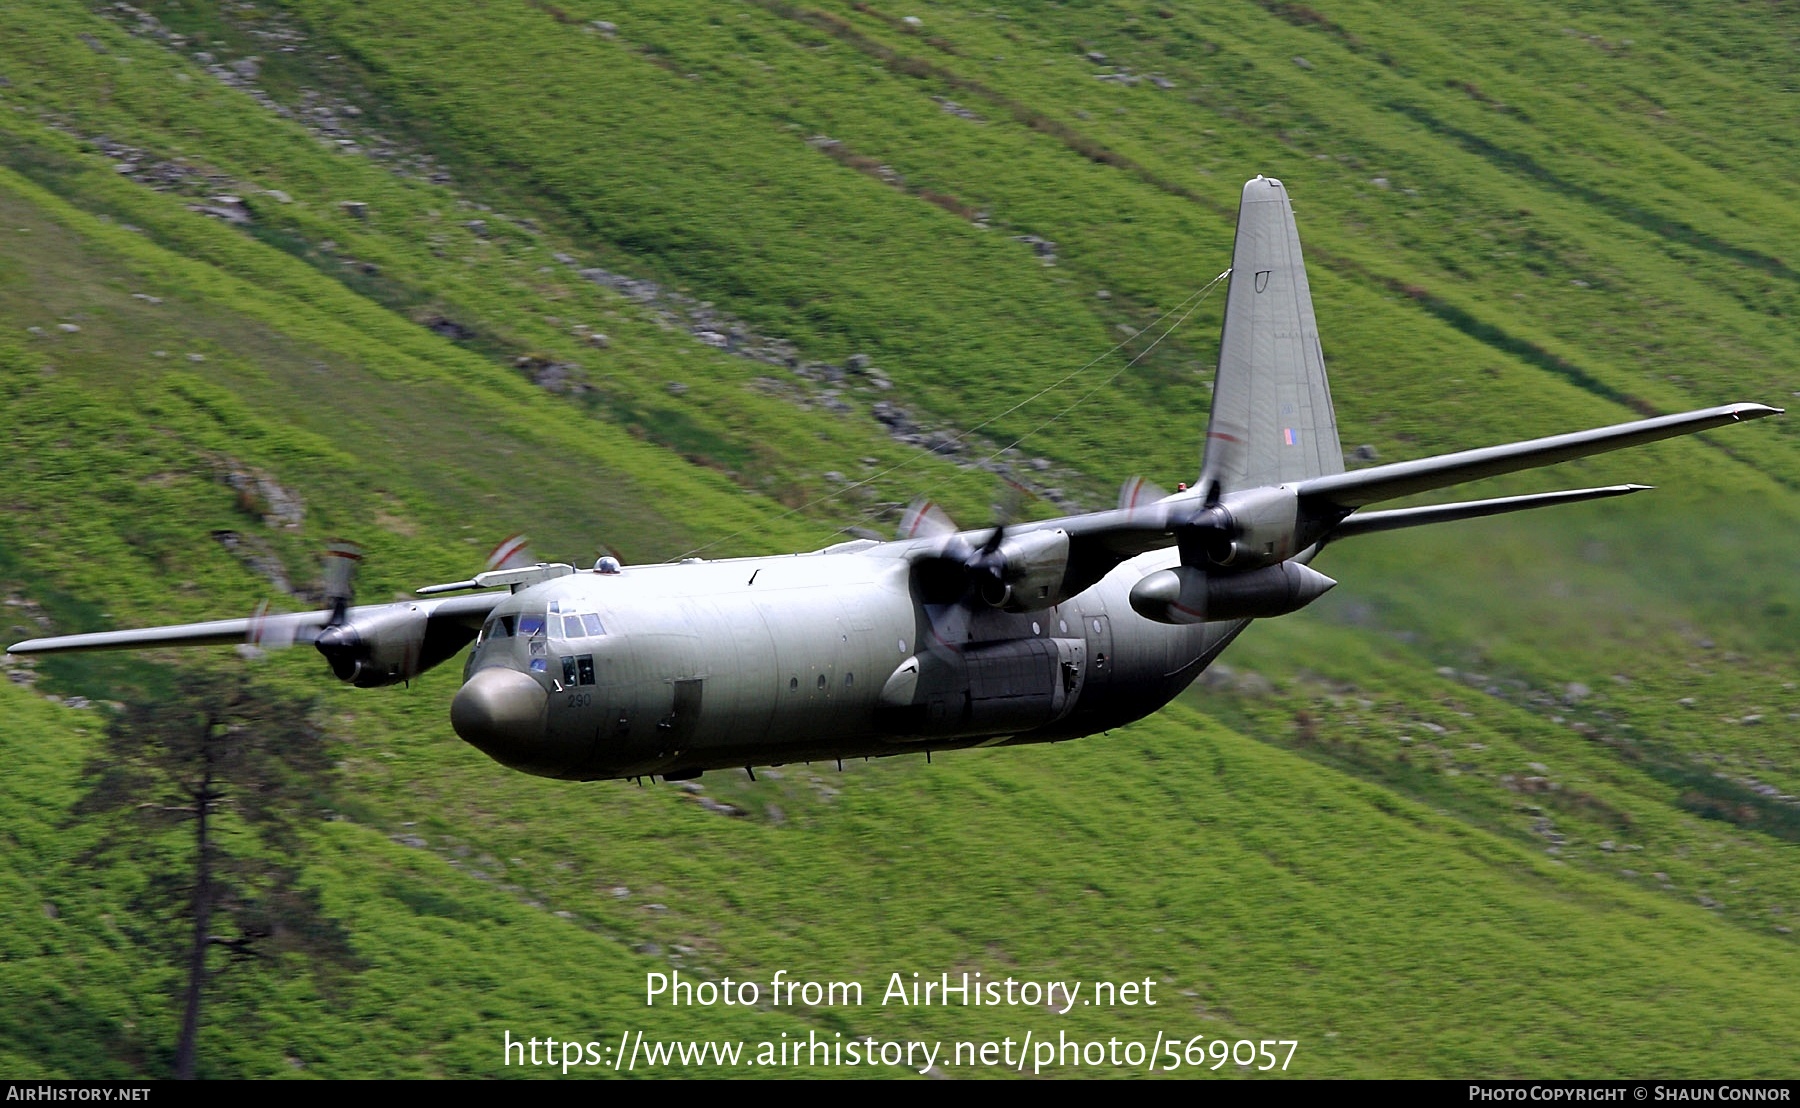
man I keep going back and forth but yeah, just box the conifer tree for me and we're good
[75,671,355,1079]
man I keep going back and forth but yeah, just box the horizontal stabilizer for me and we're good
[1297,403,1780,509]
[1330,484,1649,540]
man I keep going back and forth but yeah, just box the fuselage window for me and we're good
[561,656,579,687]
[577,655,595,686]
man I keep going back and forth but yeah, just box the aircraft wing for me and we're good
[1294,403,1780,510]
[958,401,1780,597]
[7,592,503,656]
[1327,484,1650,540]
[8,611,330,654]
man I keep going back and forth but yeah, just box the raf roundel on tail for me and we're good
[8,177,1782,782]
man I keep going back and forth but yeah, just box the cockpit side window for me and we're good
[581,613,605,636]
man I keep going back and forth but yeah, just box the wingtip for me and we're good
[1730,403,1784,420]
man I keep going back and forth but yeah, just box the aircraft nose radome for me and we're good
[451,666,548,769]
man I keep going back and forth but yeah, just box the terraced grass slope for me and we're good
[0,0,1795,1078]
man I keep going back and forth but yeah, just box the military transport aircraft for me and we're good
[7,177,1782,782]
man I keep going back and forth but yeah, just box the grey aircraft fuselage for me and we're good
[461,544,1216,780]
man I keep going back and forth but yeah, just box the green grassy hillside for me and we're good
[0,0,1794,1078]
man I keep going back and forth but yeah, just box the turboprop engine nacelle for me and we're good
[1128,562,1337,626]
[314,604,435,688]
[977,528,1071,612]
[1181,486,1306,569]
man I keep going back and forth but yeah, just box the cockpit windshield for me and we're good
[548,601,605,639]
[478,602,603,650]
[479,614,516,643]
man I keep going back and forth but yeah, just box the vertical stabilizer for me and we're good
[1197,176,1343,495]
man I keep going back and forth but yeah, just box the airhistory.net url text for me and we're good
[503,1028,1298,1075]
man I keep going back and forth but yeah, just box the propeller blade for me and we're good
[1118,476,1170,514]
[977,520,1006,558]
[321,540,363,625]
[972,479,1029,560]
[236,601,332,660]
[898,500,957,540]
[247,540,365,656]
[485,533,535,572]
[247,600,304,649]
[420,533,556,595]
[905,493,1019,615]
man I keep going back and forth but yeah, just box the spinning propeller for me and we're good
[1173,482,1242,568]
[898,487,1075,637]
[899,498,1019,609]
[1118,474,1242,568]
[238,540,378,684]
[311,540,368,681]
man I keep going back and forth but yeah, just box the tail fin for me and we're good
[1197,176,1343,496]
